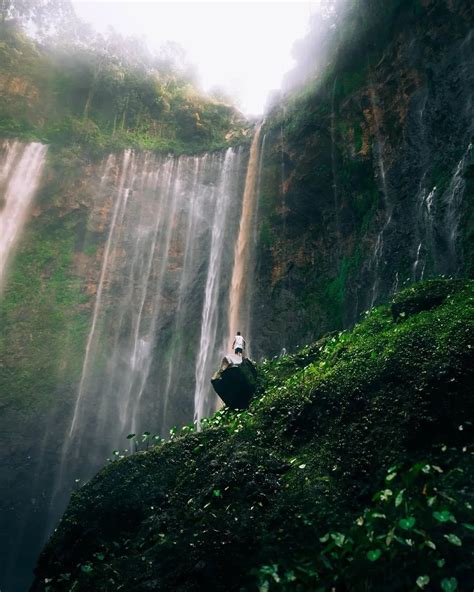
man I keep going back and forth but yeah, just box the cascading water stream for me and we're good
[410,142,472,280]
[330,77,340,234]
[441,142,472,272]
[56,147,245,502]
[0,140,47,292]
[227,125,263,355]
[367,84,392,306]
[193,149,240,423]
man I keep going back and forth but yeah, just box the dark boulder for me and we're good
[211,355,257,409]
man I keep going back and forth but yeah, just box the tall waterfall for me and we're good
[60,148,245,483]
[227,125,263,355]
[0,140,47,292]
[193,149,240,422]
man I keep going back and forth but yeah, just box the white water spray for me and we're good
[0,141,47,292]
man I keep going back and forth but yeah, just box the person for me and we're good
[232,331,246,357]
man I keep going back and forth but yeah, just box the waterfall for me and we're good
[0,140,47,293]
[59,147,245,489]
[227,125,263,356]
[411,142,472,279]
[193,149,240,423]
[367,85,392,306]
[441,142,472,272]
[330,77,340,233]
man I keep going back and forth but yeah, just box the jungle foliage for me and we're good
[0,1,249,155]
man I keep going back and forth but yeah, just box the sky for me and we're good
[71,0,318,115]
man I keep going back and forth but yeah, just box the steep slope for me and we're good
[31,279,474,591]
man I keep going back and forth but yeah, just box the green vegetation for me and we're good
[31,279,474,591]
[0,204,90,410]
[0,12,249,157]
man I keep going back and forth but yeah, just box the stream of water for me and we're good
[0,140,47,292]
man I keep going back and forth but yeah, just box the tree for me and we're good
[0,0,74,38]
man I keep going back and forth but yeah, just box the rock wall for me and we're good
[2,1,474,589]
[251,0,474,357]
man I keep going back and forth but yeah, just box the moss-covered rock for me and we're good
[391,278,465,321]
[30,279,474,591]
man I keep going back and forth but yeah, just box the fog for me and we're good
[72,0,319,115]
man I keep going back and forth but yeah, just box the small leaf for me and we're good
[319,533,330,543]
[126,434,136,439]
[433,510,456,523]
[298,464,306,469]
[441,577,458,592]
[371,512,387,519]
[437,558,445,568]
[399,517,416,530]
[330,532,346,547]
[213,489,221,497]
[81,564,93,574]
[395,489,405,507]
[416,575,430,589]
[462,523,474,531]
[284,570,296,582]
[386,472,397,482]
[385,528,395,547]
[444,534,462,546]
[367,549,382,561]
[425,540,436,550]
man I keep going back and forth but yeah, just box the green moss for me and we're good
[0,213,90,410]
[31,279,474,592]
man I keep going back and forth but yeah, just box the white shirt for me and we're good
[234,335,245,349]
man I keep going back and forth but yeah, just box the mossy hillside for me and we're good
[31,279,474,591]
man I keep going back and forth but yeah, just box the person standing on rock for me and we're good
[232,331,246,357]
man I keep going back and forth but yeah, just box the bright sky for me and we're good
[71,0,318,115]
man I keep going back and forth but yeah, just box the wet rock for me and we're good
[211,356,257,409]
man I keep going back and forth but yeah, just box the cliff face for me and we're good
[2,2,474,590]
[0,143,251,591]
[250,0,474,357]
[29,279,474,591]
